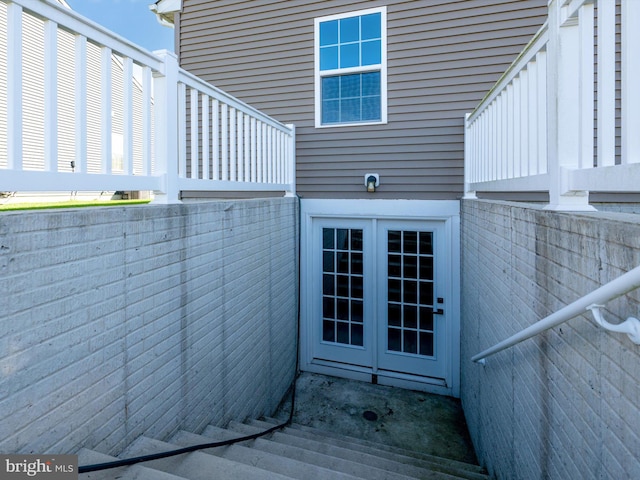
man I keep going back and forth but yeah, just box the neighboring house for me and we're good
[162,0,548,397]
[0,0,151,202]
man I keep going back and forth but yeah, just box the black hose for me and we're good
[79,195,303,474]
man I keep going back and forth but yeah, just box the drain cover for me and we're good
[362,410,378,421]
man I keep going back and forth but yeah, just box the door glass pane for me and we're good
[386,229,436,357]
[322,227,365,346]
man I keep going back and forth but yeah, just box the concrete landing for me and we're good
[273,372,478,465]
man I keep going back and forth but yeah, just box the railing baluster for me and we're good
[7,2,23,171]
[74,35,88,174]
[244,113,250,182]
[100,46,112,174]
[212,99,220,180]
[44,19,58,172]
[221,104,228,181]
[597,0,615,167]
[536,50,547,175]
[190,87,199,179]
[621,0,640,165]
[229,107,236,181]
[141,66,152,176]
[123,56,133,175]
[578,2,594,170]
[202,94,210,180]
[520,69,529,177]
[250,117,257,183]
[178,82,187,178]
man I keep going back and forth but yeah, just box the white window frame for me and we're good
[314,7,388,129]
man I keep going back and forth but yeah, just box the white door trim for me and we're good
[300,199,461,397]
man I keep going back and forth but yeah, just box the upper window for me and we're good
[314,7,387,128]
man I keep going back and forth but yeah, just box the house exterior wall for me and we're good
[460,199,640,479]
[178,0,547,200]
[0,198,299,455]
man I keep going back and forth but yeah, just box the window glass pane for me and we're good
[340,43,359,68]
[322,76,340,99]
[323,251,334,272]
[352,300,363,322]
[404,305,417,329]
[320,20,339,46]
[352,252,363,275]
[404,330,418,354]
[323,228,334,249]
[404,231,418,254]
[341,74,361,98]
[388,328,401,351]
[351,230,363,250]
[420,332,434,356]
[351,324,363,346]
[320,46,338,70]
[323,274,334,295]
[389,231,401,252]
[339,16,359,43]
[337,298,349,320]
[388,303,401,326]
[404,256,417,279]
[362,72,380,96]
[323,297,335,319]
[322,100,339,124]
[337,321,350,343]
[361,40,381,65]
[361,97,381,122]
[404,280,417,304]
[351,276,363,299]
[361,13,381,40]
[341,98,361,122]
[336,229,349,249]
[323,320,335,342]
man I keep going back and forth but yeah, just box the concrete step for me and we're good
[255,418,488,480]
[77,448,186,480]
[225,421,459,480]
[119,435,293,480]
[171,430,362,480]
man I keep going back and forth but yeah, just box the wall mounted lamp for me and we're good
[365,173,380,193]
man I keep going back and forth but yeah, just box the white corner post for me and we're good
[152,50,181,203]
[285,124,296,197]
[463,112,477,199]
[544,0,595,211]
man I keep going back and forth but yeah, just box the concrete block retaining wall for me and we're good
[461,199,640,479]
[0,198,298,456]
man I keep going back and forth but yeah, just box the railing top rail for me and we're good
[5,0,164,71]
[471,264,640,363]
[467,21,548,124]
[177,68,293,135]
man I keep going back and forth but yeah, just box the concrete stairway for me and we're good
[78,418,488,480]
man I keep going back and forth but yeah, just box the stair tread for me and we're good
[77,448,186,480]
[253,419,488,479]
[171,430,364,480]
[120,436,294,480]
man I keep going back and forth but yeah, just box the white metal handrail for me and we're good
[471,265,640,364]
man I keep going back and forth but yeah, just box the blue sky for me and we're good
[66,0,174,53]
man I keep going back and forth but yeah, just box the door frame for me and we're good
[299,199,461,397]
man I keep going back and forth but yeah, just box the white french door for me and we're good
[309,216,452,387]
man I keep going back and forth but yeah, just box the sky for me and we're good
[65,0,174,53]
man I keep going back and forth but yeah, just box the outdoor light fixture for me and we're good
[365,173,380,193]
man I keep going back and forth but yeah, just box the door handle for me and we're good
[433,297,444,315]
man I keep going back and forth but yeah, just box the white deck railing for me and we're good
[464,0,640,210]
[0,0,295,203]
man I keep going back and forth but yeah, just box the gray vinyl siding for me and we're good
[180,0,548,199]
